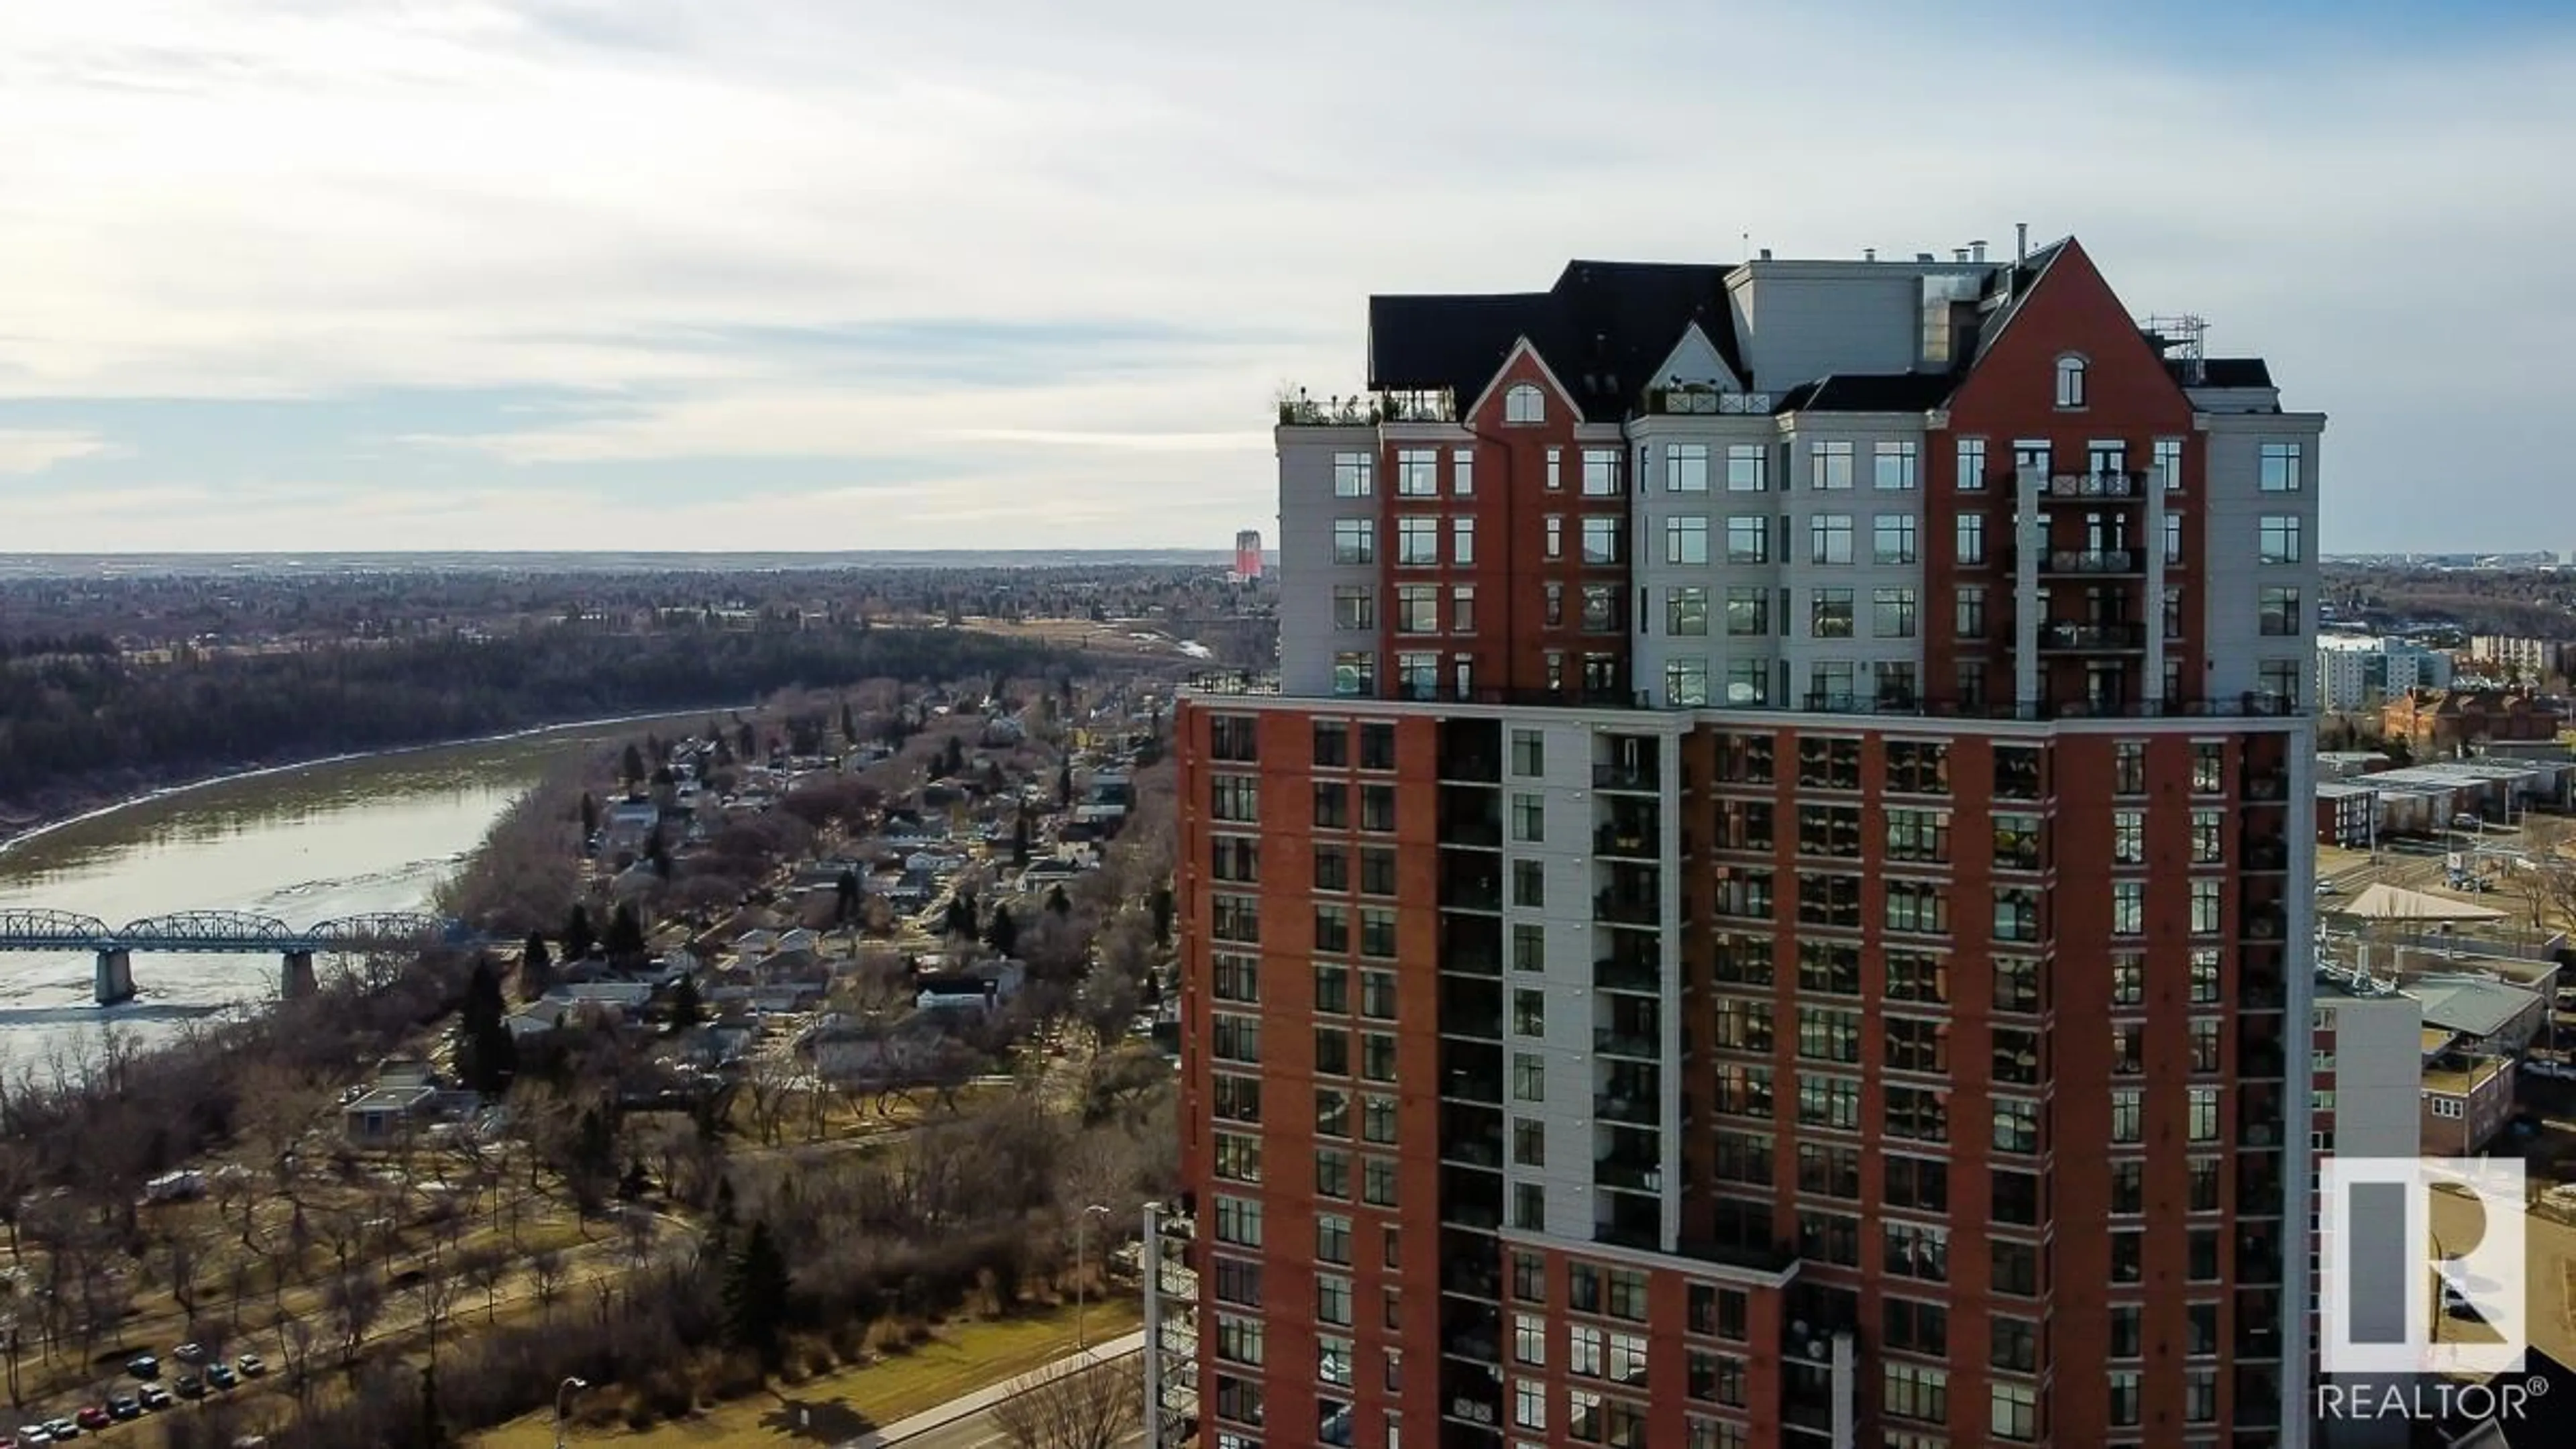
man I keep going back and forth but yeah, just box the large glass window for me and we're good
[1810,514,1853,565]
[1874,442,1918,490]
[2259,441,2302,492]
[1333,519,1373,565]
[1723,586,1766,636]
[1582,517,1621,564]
[2259,515,2303,564]
[1395,447,1438,496]
[1726,516,1769,564]
[1666,443,1709,493]
[1666,515,1710,565]
[1396,516,1437,565]
[1333,452,1373,496]
[1725,444,1766,492]
[1811,441,1854,490]
[1873,515,1917,566]
[1668,586,1710,636]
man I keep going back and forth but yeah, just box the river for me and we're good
[0,720,676,1067]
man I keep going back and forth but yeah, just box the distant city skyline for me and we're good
[2,0,2572,551]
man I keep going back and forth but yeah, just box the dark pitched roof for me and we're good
[1368,260,1744,423]
[1969,237,2072,364]
[1792,372,1957,413]
[2181,357,2273,388]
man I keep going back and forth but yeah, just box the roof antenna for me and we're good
[2016,222,2029,264]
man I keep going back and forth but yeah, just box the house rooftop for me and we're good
[2408,974,2542,1038]
[2420,1055,2511,1095]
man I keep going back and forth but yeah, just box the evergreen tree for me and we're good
[841,700,857,743]
[737,721,757,759]
[419,1363,447,1448]
[619,1157,650,1202]
[835,869,863,925]
[704,1176,739,1267]
[455,957,517,1095]
[670,973,705,1030]
[519,931,555,1002]
[1012,813,1032,865]
[578,792,600,840]
[944,891,977,941]
[1150,885,1175,949]
[723,1221,793,1373]
[1056,762,1073,807]
[621,742,647,788]
[1046,883,1071,917]
[564,904,597,961]
[985,904,1019,959]
[645,826,672,879]
[606,902,647,963]
[941,735,966,778]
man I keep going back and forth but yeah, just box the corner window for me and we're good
[1505,383,1545,425]
[2054,355,2088,409]
[2259,441,2303,492]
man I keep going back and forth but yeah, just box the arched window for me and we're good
[1504,383,1545,425]
[2054,355,2088,409]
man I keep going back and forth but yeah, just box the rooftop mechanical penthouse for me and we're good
[1179,235,2324,1449]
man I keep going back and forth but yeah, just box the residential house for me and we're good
[2382,688,2566,757]
[2421,1050,2518,1155]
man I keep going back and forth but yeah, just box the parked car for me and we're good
[11,1428,44,1447]
[125,1353,160,1379]
[40,1421,75,1442]
[138,1385,171,1411]
[234,1354,267,1379]
[206,1364,238,1391]
[172,1342,207,1364]
[72,1409,108,1432]
[106,1397,140,1421]
[174,1375,204,1400]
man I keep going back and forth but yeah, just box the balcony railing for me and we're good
[1595,892,1661,926]
[1442,1134,1504,1170]
[1276,389,1455,426]
[1593,762,1661,793]
[1645,386,1774,416]
[2039,470,2143,499]
[1593,825,1658,859]
[1595,1156,1663,1193]
[1594,1094,1660,1126]
[2039,620,2145,650]
[2045,548,2139,574]
[1593,1028,1661,1061]
[1595,956,1660,993]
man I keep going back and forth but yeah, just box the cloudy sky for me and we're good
[1,0,2569,553]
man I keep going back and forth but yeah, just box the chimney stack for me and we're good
[1759,247,1772,261]
[1864,247,1876,262]
[1952,249,1968,263]
[1971,239,1988,263]
[2016,222,2029,264]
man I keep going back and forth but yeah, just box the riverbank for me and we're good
[0,703,753,859]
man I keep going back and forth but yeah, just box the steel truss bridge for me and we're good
[0,909,464,1004]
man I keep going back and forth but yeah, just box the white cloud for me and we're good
[0,429,121,475]
[0,1,2570,547]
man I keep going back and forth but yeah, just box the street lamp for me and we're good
[553,1376,589,1449]
[1074,1202,1113,1351]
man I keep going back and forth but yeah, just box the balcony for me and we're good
[2044,548,2140,574]
[2242,902,2286,941]
[1594,1093,1660,1126]
[1594,891,1661,927]
[1595,955,1660,994]
[2243,834,2289,872]
[1440,864,1503,914]
[2243,769,2290,802]
[1438,719,1503,784]
[1594,1154,1664,1194]
[2039,470,2143,500]
[2039,620,2145,650]
[1646,384,1775,416]
[1443,1071,1502,1106]
[1277,388,1456,426]
[1594,1027,1661,1061]
[1593,824,1658,859]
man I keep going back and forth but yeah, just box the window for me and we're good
[1668,586,1711,635]
[1546,445,1562,491]
[2055,354,2088,408]
[1722,586,1765,636]
[2260,515,2303,564]
[1874,441,1918,490]
[1395,585,1438,634]
[1318,1274,1353,1327]
[1393,652,1436,699]
[1212,1131,1263,1183]
[1512,1053,1545,1102]
[1317,1213,1351,1265]
[2260,441,2302,491]
[2112,880,2143,936]
[1955,513,1984,565]
[1510,729,1544,777]
[1580,584,1619,632]
[1810,514,1853,564]
[1725,443,1766,492]
[1505,383,1544,424]
[1666,657,1709,706]
[1957,437,1987,492]
[1544,515,1564,559]
[1513,1118,1545,1166]
[1873,513,1917,565]
[2190,877,2221,934]
[1582,448,1621,496]
[1452,516,1476,565]
[1725,516,1769,564]
[1362,1157,1397,1205]
[1581,517,1620,564]
[1810,588,1854,639]
[1332,519,1373,565]
[2163,511,2184,566]
[1210,773,1259,822]
[1811,441,1854,490]
[1666,515,1709,565]
[1666,443,1709,493]
[2112,808,2143,863]
[1360,969,1397,1018]
[1213,1195,1263,1248]
[1955,586,1986,638]
[2155,437,2184,492]
[1396,516,1437,565]
[1452,585,1477,634]
[2259,586,2301,636]
[1332,451,1373,497]
[1884,1364,1948,1423]
[1515,1315,1547,1366]
[1314,721,1348,767]
[1396,447,1438,496]
[1332,586,1374,631]
[1874,587,1917,639]
[1513,1380,1546,1432]
[1213,953,1258,1004]
[1453,448,1474,495]
[1512,859,1544,908]
[1212,894,1260,944]
[1724,659,1768,706]
[1511,793,1544,843]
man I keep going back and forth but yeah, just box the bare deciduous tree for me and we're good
[528,1246,570,1318]
[989,1358,1143,1449]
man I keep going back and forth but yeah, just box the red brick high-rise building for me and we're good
[1177,236,2324,1449]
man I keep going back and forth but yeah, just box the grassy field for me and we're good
[472,1298,1144,1446]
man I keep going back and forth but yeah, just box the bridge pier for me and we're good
[94,949,135,1006]
[281,950,318,1001]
